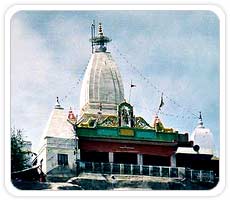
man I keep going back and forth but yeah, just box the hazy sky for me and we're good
[11,10,220,155]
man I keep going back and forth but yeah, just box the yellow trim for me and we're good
[120,129,134,136]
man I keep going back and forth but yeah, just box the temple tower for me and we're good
[79,23,124,116]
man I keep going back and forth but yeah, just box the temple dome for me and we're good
[80,51,124,115]
[190,112,214,155]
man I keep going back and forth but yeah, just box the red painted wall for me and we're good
[79,139,177,157]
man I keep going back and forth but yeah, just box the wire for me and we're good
[60,57,90,103]
[111,43,199,120]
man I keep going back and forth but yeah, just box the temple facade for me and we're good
[37,23,216,180]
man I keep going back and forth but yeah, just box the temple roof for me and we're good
[79,23,124,116]
[41,105,74,140]
[80,52,124,116]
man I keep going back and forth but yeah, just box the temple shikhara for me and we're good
[36,23,217,182]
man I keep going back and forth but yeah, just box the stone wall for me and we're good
[38,137,76,174]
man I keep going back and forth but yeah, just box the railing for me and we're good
[77,161,215,183]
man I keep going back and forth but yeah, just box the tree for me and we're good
[11,128,31,172]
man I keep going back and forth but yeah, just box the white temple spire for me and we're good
[80,23,124,116]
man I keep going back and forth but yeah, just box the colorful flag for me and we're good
[131,84,136,87]
[131,80,136,88]
[159,93,164,110]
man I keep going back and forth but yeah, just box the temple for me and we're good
[37,23,217,181]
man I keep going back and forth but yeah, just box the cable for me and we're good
[60,58,90,103]
[111,43,199,119]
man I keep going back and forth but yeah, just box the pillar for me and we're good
[170,154,176,167]
[137,153,143,165]
[109,152,114,163]
[76,149,81,160]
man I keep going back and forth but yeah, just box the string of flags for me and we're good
[60,58,90,103]
[57,45,198,121]
[136,102,197,120]
[159,110,197,120]
[111,43,199,119]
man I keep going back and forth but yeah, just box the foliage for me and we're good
[11,128,31,172]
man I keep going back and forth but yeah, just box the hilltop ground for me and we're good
[12,173,218,190]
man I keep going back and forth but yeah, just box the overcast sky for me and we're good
[11,10,220,155]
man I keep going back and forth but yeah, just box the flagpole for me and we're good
[129,80,132,103]
[156,93,164,116]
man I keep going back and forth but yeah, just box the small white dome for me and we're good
[190,113,214,155]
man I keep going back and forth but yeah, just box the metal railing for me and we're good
[77,161,215,183]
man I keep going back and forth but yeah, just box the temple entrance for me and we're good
[80,151,109,163]
[143,154,170,166]
[113,152,137,164]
